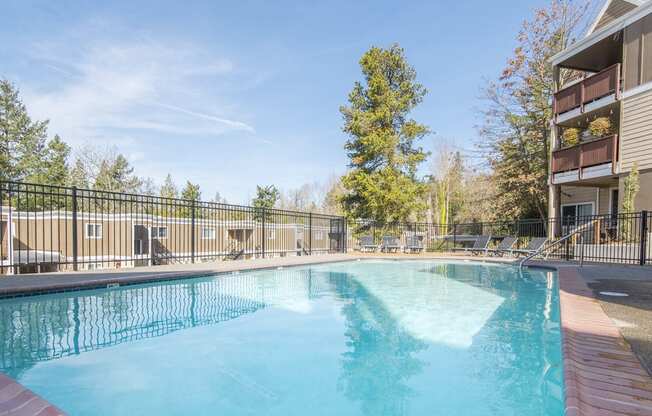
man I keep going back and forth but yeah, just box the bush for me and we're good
[588,117,612,138]
[562,128,580,146]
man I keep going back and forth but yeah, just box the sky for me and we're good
[1,0,600,204]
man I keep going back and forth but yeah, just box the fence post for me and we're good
[71,186,78,271]
[640,211,648,266]
[453,223,457,251]
[261,207,266,259]
[309,212,312,255]
[190,200,196,264]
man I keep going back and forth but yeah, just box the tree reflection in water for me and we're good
[329,273,427,416]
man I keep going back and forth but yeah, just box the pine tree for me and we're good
[339,44,429,226]
[0,79,49,182]
[159,174,179,199]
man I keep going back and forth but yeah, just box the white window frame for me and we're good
[85,223,102,239]
[152,226,168,240]
[202,227,216,240]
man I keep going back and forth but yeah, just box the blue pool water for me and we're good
[0,260,563,415]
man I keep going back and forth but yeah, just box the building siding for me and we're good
[560,186,598,210]
[623,14,652,90]
[621,87,652,172]
[594,0,638,32]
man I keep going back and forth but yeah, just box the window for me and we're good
[561,202,594,228]
[85,223,102,239]
[152,226,168,239]
[202,227,216,239]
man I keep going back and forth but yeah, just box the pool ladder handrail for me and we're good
[518,219,598,269]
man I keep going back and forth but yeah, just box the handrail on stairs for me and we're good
[518,219,598,269]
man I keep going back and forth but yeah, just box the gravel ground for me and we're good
[587,278,652,376]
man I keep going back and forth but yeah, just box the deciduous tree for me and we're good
[478,0,588,220]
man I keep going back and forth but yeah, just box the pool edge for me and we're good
[1,257,651,416]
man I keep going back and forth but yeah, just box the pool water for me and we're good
[0,260,563,415]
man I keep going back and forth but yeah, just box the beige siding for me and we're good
[621,88,652,172]
[623,14,652,90]
[594,0,638,32]
[561,186,598,209]
[597,187,613,215]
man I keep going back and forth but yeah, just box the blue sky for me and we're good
[2,0,595,203]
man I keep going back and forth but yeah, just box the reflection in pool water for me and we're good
[0,260,562,416]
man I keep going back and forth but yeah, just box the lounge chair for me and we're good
[359,236,378,253]
[511,237,548,257]
[453,235,491,255]
[380,236,401,253]
[404,236,424,253]
[487,236,517,257]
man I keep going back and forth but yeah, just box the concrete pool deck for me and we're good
[0,253,650,415]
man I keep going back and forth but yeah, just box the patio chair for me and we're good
[453,235,491,256]
[380,236,401,253]
[511,237,548,257]
[404,236,424,253]
[359,236,378,253]
[486,236,517,257]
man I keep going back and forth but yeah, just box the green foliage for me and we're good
[339,44,429,226]
[0,79,56,183]
[159,174,179,199]
[588,117,612,138]
[622,163,639,214]
[620,163,640,241]
[562,128,580,146]
[479,0,588,220]
[252,185,279,210]
[94,154,142,193]
[181,181,201,201]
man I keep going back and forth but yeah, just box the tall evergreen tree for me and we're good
[41,135,70,186]
[0,79,49,182]
[339,44,429,225]
[180,181,201,201]
[159,174,179,199]
[252,185,279,210]
[94,154,142,193]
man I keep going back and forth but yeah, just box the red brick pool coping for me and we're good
[558,266,652,416]
[0,257,651,415]
[0,374,63,416]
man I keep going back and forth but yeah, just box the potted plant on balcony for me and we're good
[588,117,612,139]
[561,128,580,147]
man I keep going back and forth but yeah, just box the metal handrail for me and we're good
[519,219,597,269]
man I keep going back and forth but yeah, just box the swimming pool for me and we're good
[0,260,563,415]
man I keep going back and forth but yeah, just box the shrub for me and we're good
[561,128,580,146]
[588,117,612,138]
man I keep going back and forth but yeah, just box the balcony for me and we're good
[553,64,621,123]
[551,135,618,184]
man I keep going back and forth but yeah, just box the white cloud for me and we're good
[22,37,255,148]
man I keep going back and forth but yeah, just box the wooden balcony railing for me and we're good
[552,135,618,174]
[553,64,621,117]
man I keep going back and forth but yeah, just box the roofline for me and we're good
[585,0,644,37]
[551,0,652,67]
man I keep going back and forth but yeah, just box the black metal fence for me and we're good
[0,181,347,274]
[2,181,650,274]
[347,211,651,265]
